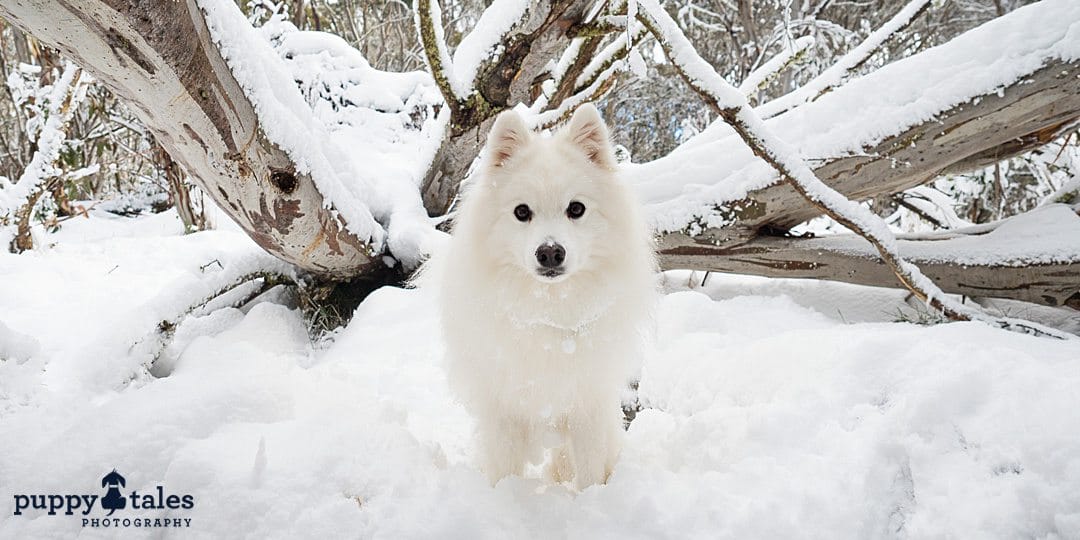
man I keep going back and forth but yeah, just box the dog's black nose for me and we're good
[535,243,565,268]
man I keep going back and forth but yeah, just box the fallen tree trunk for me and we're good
[648,58,1080,308]
[0,0,380,278]
[659,232,1080,309]
[4,0,1077,310]
[665,59,1080,250]
[655,59,1080,308]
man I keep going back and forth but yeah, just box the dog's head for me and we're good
[466,104,628,284]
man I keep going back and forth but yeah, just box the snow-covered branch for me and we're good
[574,24,649,93]
[1,62,86,252]
[738,35,814,101]
[451,0,531,98]
[636,0,1072,339]
[755,0,931,119]
[414,0,461,106]
[660,204,1080,311]
[0,63,83,214]
[628,0,1080,241]
[533,60,622,130]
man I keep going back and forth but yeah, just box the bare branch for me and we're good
[756,0,932,119]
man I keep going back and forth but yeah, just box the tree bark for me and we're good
[655,60,1080,308]
[154,141,203,234]
[0,0,380,279]
[659,231,1080,309]
[419,0,595,216]
[676,60,1080,250]
[3,0,1078,306]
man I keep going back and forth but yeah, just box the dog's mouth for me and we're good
[535,268,566,280]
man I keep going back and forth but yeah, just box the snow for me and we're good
[3,207,1080,538]
[627,0,1080,235]
[195,3,447,267]
[808,204,1080,267]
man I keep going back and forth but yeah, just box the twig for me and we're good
[738,35,815,103]
[144,271,297,362]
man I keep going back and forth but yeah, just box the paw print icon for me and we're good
[101,470,127,516]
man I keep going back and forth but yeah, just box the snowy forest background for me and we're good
[2,0,1080,538]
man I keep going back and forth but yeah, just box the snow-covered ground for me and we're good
[2,211,1080,539]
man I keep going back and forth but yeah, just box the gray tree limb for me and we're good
[659,231,1080,309]
[0,0,381,278]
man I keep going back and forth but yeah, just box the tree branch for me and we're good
[637,0,1072,339]
[414,0,461,108]
[659,227,1080,310]
[0,0,382,278]
[739,35,814,103]
[755,0,932,118]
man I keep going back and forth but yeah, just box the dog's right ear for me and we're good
[487,110,529,167]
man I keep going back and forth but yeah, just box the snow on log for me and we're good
[253,17,446,269]
[0,0,385,278]
[637,0,1074,338]
[632,0,1080,241]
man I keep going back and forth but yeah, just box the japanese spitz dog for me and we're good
[433,104,657,490]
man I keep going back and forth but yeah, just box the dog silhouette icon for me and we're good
[100,470,126,516]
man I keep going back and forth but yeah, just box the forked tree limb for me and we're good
[418,0,596,215]
[637,0,1072,339]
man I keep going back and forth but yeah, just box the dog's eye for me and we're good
[513,204,532,222]
[566,201,586,219]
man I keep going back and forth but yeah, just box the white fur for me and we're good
[430,104,657,490]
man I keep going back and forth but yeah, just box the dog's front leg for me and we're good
[477,413,533,486]
[567,404,624,490]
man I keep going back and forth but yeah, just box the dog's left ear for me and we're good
[566,104,616,169]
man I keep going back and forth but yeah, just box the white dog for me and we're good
[433,104,657,490]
